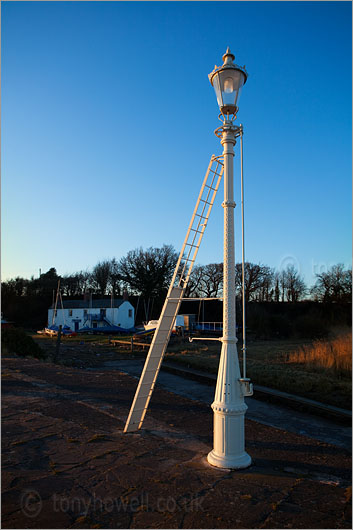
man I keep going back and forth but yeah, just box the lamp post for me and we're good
[207,48,252,469]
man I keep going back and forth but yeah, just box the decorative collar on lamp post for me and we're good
[209,47,248,120]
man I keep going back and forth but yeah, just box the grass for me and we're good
[287,331,352,376]
[30,328,352,409]
[164,330,352,410]
[34,333,113,344]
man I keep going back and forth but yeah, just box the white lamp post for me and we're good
[207,48,252,469]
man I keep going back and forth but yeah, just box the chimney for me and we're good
[123,290,128,301]
[83,292,90,302]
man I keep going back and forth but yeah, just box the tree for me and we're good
[61,270,91,297]
[283,264,306,302]
[274,272,280,302]
[90,260,112,296]
[198,263,223,298]
[278,269,287,302]
[1,277,28,298]
[109,258,121,296]
[118,244,179,303]
[184,264,204,297]
[257,266,274,302]
[311,264,352,303]
[235,262,273,302]
[27,268,60,297]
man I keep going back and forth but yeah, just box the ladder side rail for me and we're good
[182,163,223,285]
[180,157,220,258]
[179,159,224,283]
[124,287,183,432]
[124,154,224,433]
[168,156,216,291]
[171,157,223,288]
[133,295,184,430]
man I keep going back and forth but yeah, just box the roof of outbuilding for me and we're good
[50,299,127,309]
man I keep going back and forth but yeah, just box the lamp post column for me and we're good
[207,120,251,469]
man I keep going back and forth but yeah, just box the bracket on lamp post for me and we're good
[214,122,243,140]
[189,337,222,342]
[239,378,253,396]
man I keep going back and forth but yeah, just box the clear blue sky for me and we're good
[2,1,352,287]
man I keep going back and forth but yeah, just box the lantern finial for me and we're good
[222,47,235,64]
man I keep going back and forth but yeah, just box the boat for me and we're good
[45,325,76,337]
[143,320,159,331]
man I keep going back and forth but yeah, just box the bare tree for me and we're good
[61,270,91,297]
[278,269,287,302]
[235,262,273,302]
[90,260,112,296]
[258,266,274,301]
[198,263,223,298]
[109,258,121,296]
[273,272,280,302]
[284,264,306,302]
[184,264,204,297]
[118,245,178,300]
[311,264,352,302]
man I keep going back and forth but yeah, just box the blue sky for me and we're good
[2,1,352,287]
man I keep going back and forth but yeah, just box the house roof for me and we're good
[50,299,126,309]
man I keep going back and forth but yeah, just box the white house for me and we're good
[48,298,135,332]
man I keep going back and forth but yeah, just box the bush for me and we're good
[1,328,46,359]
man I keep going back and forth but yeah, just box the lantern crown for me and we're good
[209,48,248,117]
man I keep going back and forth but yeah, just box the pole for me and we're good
[54,325,62,363]
[240,126,246,379]
[207,119,251,469]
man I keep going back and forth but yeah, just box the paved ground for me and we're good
[100,359,352,450]
[2,356,352,529]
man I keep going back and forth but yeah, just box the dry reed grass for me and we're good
[288,331,352,376]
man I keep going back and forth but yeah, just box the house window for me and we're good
[69,310,73,317]
[128,309,132,318]
[93,322,97,329]
[100,309,106,317]
[84,310,88,317]
[54,310,57,317]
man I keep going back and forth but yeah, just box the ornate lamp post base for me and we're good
[207,339,252,469]
[207,449,251,470]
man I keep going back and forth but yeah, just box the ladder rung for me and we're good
[182,256,194,262]
[200,199,212,206]
[185,243,199,249]
[204,184,217,192]
[195,214,207,220]
[190,228,203,234]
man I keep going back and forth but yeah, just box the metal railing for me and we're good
[193,321,223,331]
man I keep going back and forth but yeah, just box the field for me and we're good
[27,327,352,410]
[165,329,352,410]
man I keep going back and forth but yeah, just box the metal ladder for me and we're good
[124,155,224,432]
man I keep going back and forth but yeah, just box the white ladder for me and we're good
[124,155,224,432]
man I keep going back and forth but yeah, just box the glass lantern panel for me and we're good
[219,69,245,107]
[212,73,224,109]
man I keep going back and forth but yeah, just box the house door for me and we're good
[74,321,79,332]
